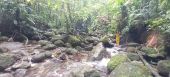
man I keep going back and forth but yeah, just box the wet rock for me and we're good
[0,54,16,71]
[157,60,170,76]
[68,63,100,77]
[84,70,100,77]
[11,61,31,70]
[64,48,78,55]
[127,53,140,61]
[31,51,52,63]
[107,54,129,72]
[89,43,104,61]
[0,73,13,77]
[54,40,65,47]
[0,47,8,53]
[43,44,56,50]
[0,36,9,42]
[92,48,110,61]
[14,69,27,77]
[39,40,51,46]
[109,62,152,77]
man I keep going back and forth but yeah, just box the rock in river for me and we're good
[0,54,16,71]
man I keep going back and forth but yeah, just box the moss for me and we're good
[39,40,51,46]
[100,35,109,44]
[141,47,157,56]
[107,54,129,72]
[157,60,170,76]
[110,62,152,77]
[67,35,81,47]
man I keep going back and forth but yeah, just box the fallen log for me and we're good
[135,48,162,77]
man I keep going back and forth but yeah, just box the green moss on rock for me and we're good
[157,60,170,76]
[67,35,81,47]
[107,54,129,72]
[109,62,152,77]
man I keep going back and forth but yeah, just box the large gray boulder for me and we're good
[31,51,52,63]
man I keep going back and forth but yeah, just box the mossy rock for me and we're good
[43,44,56,50]
[44,32,55,37]
[54,40,65,47]
[141,47,157,56]
[100,35,109,44]
[109,62,152,77]
[107,54,129,72]
[157,60,170,76]
[126,47,137,53]
[39,40,51,46]
[0,36,9,42]
[127,53,140,61]
[64,48,78,55]
[67,35,81,47]
[84,70,100,77]
[0,54,16,71]
[50,35,63,42]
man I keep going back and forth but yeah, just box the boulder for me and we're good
[65,43,72,48]
[0,73,13,77]
[54,40,65,47]
[67,35,81,47]
[39,40,51,46]
[91,48,110,61]
[44,31,55,37]
[157,60,170,76]
[107,54,129,72]
[64,48,78,55]
[31,51,52,63]
[0,54,16,71]
[0,36,9,42]
[84,44,93,51]
[11,61,31,70]
[88,43,105,61]
[85,36,99,43]
[50,35,62,42]
[109,62,152,77]
[68,63,100,77]
[84,70,100,77]
[14,69,27,77]
[0,47,8,53]
[125,47,137,53]
[127,53,140,61]
[43,44,56,50]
